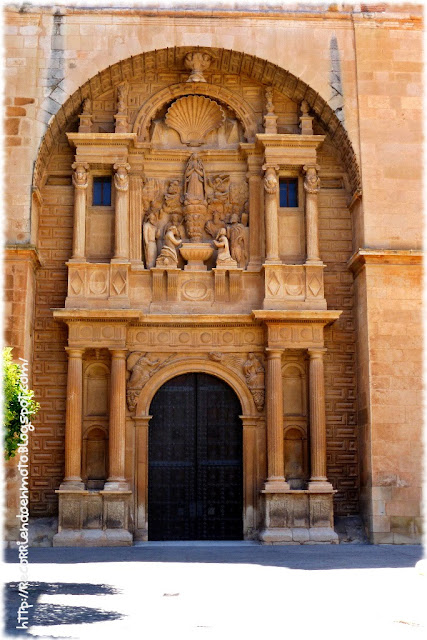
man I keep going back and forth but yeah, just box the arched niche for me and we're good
[83,362,110,418]
[283,424,308,489]
[135,358,255,418]
[282,362,307,417]
[82,425,109,489]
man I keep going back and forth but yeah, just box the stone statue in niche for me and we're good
[116,84,126,114]
[205,205,225,239]
[184,50,213,83]
[264,85,278,134]
[213,228,237,268]
[82,98,91,115]
[184,153,206,204]
[227,212,247,268]
[183,153,208,243]
[143,211,160,269]
[243,353,265,412]
[156,225,181,268]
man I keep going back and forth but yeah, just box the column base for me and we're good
[103,480,129,491]
[58,481,85,491]
[308,480,335,492]
[263,480,290,493]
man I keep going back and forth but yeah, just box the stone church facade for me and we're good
[4,4,423,545]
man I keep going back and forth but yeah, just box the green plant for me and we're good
[3,347,39,460]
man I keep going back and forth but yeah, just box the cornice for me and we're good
[4,244,42,269]
[252,310,342,325]
[348,249,423,276]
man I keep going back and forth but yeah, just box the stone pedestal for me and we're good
[260,490,338,544]
[53,489,133,547]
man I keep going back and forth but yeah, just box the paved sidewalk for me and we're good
[3,544,426,639]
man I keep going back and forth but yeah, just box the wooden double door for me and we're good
[148,373,243,540]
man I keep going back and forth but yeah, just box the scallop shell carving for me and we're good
[165,96,225,146]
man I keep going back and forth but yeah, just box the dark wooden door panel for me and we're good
[148,373,243,540]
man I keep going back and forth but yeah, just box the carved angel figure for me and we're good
[213,228,237,268]
[128,353,160,388]
[156,225,181,268]
[227,213,247,268]
[184,153,206,204]
[143,211,160,269]
[208,174,230,202]
[243,353,265,411]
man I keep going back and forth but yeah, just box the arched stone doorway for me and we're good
[148,372,243,540]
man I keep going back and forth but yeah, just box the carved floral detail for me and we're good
[208,351,265,411]
[165,96,225,146]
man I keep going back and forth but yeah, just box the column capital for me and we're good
[307,347,326,359]
[134,415,152,428]
[65,347,84,358]
[266,348,284,358]
[109,348,127,359]
[303,165,321,194]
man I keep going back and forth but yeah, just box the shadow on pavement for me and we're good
[4,544,424,570]
[4,582,123,637]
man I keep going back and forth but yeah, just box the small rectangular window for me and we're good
[279,178,298,208]
[93,177,112,206]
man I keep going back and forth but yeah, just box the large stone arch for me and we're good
[135,358,256,418]
[33,46,361,194]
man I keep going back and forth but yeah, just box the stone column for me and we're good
[263,165,281,264]
[61,348,84,489]
[265,349,289,490]
[308,348,332,490]
[113,163,131,261]
[70,162,89,262]
[105,349,128,490]
[247,165,262,270]
[129,172,144,267]
[303,164,321,263]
